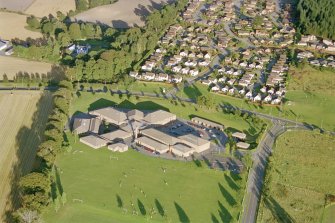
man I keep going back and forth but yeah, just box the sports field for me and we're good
[73,0,174,28]
[0,56,52,80]
[0,12,42,40]
[257,131,335,223]
[0,91,53,222]
[43,134,246,223]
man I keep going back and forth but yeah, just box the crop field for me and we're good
[0,12,42,40]
[43,133,246,223]
[0,56,52,80]
[0,0,34,11]
[73,0,174,28]
[25,0,76,18]
[0,91,53,222]
[257,131,335,223]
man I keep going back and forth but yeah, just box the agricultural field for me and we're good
[0,56,52,80]
[257,131,335,223]
[0,0,34,11]
[0,91,53,222]
[0,11,42,40]
[25,0,76,18]
[43,133,246,223]
[73,0,174,28]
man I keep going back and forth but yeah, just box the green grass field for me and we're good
[42,133,246,223]
[323,204,335,223]
[257,131,335,223]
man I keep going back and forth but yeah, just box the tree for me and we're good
[75,0,88,11]
[26,16,40,29]
[68,23,82,40]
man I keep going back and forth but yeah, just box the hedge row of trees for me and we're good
[297,0,335,40]
[13,80,73,222]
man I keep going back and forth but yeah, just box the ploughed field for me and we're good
[0,91,53,222]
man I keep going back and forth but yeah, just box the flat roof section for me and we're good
[80,135,108,149]
[144,110,176,125]
[236,142,250,149]
[141,128,179,145]
[191,117,224,130]
[171,143,195,153]
[135,136,169,153]
[89,107,127,125]
[179,134,210,147]
[232,132,247,140]
[100,129,132,141]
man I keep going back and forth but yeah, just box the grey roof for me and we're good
[127,109,144,120]
[171,143,195,153]
[144,110,176,125]
[73,118,91,134]
[108,142,128,152]
[135,136,169,153]
[191,117,224,130]
[232,132,247,140]
[141,128,179,145]
[80,135,107,149]
[100,129,132,141]
[178,134,210,147]
[89,107,127,125]
[236,142,250,149]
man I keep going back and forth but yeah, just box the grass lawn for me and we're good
[323,204,335,223]
[42,133,246,223]
[72,91,264,141]
[180,65,335,130]
[257,131,335,223]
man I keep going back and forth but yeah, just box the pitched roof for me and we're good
[135,136,169,153]
[100,129,132,141]
[141,128,179,145]
[89,107,127,125]
[144,110,176,125]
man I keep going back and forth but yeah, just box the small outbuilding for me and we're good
[232,132,247,140]
[236,142,250,149]
[108,143,128,152]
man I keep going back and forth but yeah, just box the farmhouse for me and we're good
[80,135,108,149]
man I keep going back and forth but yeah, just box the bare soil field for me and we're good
[73,0,174,28]
[0,0,34,11]
[0,91,53,222]
[0,12,42,40]
[25,0,76,18]
[0,56,52,80]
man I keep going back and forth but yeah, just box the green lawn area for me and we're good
[71,92,264,140]
[257,131,335,223]
[42,133,246,223]
[179,65,335,131]
[323,204,335,223]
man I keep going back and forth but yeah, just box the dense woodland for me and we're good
[297,0,335,40]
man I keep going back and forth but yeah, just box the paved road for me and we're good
[240,121,311,223]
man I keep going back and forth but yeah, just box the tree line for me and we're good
[12,80,73,222]
[75,0,118,12]
[297,0,335,40]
